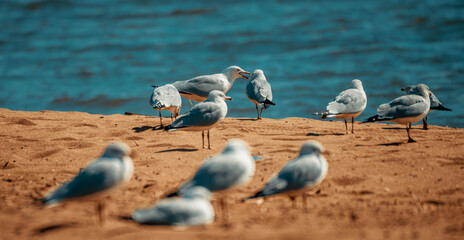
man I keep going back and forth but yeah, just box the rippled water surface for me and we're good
[1,0,463,127]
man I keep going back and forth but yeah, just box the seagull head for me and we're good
[416,84,432,97]
[183,186,212,200]
[400,85,417,95]
[299,140,325,155]
[102,142,131,158]
[222,139,250,154]
[224,66,250,80]
[351,79,363,90]
[206,90,232,102]
[250,69,266,81]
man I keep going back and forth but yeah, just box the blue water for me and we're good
[1,0,464,127]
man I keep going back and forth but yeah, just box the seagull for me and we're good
[149,84,182,127]
[172,66,250,105]
[245,69,275,119]
[42,142,134,224]
[130,187,214,226]
[401,85,451,130]
[315,79,367,134]
[164,90,231,149]
[364,84,431,142]
[243,141,327,210]
[165,139,255,223]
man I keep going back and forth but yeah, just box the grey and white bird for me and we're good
[401,85,451,130]
[365,84,432,142]
[315,79,367,134]
[42,142,134,224]
[172,66,250,105]
[165,139,255,223]
[164,90,231,149]
[244,141,328,210]
[130,187,214,226]
[245,69,275,119]
[149,84,182,127]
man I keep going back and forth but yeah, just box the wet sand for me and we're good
[0,108,463,240]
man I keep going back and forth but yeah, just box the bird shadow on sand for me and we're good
[381,127,425,130]
[355,142,404,147]
[132,125,164,133]
[236,118,259,121]
[306,132,344,136]
[156,148,198,153]
[35,222,79,234]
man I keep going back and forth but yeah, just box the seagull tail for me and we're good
[314,111,333,119]
[241,191,264,202]
[263,99,275,106]
[431,104,452,111]
[151,85,159,88]
[363,115,379,123]
[178,90,192,95]
[165,191,179,198]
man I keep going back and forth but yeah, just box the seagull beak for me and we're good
[225,96,233,101]
[239,71,250,79]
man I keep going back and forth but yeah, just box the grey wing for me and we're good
[183,156,247,192]
[259,156,323,196]
[429,92,442,109]
[132,199,206,225]
[378,95,429,119]
[170,102,224,128]
[43,160,121,204]
[327,89,366,114]
[173,75,225,98]
[150,85,182,108]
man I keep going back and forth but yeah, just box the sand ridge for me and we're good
[0,108,463,240]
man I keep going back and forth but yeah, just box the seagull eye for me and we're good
[237,69,239,71]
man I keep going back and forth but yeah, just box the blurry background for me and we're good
[1,0,463,127]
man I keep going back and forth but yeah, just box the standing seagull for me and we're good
[164,90,231,149]
[165,139,255,223]
[130,187,214,226]
[401,85,452,130]
[149,84,182,127]
[42,142,134,224]
[315,79,367,134]
[364,84,431,142]
[172,66,250,105]
[245,69,276,119]
[244,141,327,210]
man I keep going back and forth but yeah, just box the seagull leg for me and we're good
[171,113,173,122]
[159,110,163,127]
[220,198,229,226]
[423,115,429,130]
[189,99,193,106]
[96,201,105,225]
[351,117,355,134]
[207,130,211,149]
[255,104,260,120]
[202,131,205,148]
[302,193,307,211]
[344,119,348,134]
[407,124,416,143]
[260,107,264,120]
[289,196,296,208]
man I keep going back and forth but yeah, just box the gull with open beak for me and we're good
[164,90,232,149]
[172,66,250,105]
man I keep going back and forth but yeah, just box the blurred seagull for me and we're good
[245,69,275,119]
[130,187,214,226]
[172,66,250,105]
[164,90,231,149]
[401,84,451,130]
[149,84,182,127]
[315,79,367,134]
[364,84,431,142]
[244,141,327,210]
[165,139,255,223]
[42,142,134,224]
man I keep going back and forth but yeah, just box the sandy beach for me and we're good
[0,108,463,240]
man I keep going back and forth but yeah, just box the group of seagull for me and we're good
[42,140,327,226]
[41,66,451,227]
